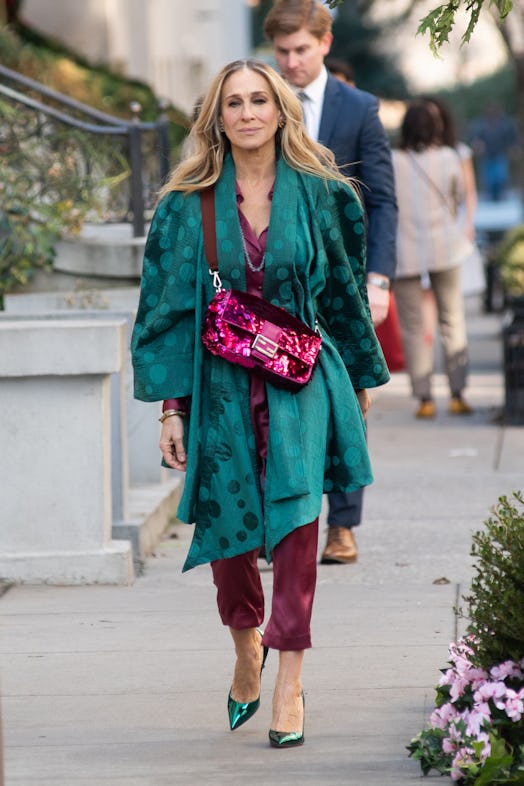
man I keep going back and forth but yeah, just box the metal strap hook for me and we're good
[209,268,223,292]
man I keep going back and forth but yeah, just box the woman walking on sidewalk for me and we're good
[392,100,473,419]
[132,59,389,747]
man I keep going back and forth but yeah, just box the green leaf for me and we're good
[472,734,514,785]
[417,3,459,56]
[407,728,449,776]
[417,0,514,54]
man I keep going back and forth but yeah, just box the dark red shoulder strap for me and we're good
[200,188,218,272]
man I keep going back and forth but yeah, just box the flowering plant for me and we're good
[408,635,524,784]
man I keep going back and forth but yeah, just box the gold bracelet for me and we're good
[159,409,187,423]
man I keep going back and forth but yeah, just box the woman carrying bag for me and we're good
[132,59,389,748]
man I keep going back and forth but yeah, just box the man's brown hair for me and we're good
[264,0,332,41]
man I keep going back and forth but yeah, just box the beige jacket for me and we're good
[393,146,471,278]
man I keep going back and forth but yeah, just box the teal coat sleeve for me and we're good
[308,177,390,390]
[131,191,202,401]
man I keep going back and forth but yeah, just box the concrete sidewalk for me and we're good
[1,297,523,786]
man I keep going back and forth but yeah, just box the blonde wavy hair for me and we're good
[159,59,354,197]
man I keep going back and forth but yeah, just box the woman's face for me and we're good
[220,67,281,155]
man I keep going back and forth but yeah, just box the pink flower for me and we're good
[500,688,524,721]
[474,681,506,703]
[476,732,491,761]
[490,660,524,681]
[442,640,488,698]
[454,655,473,676]
[439,667,454,687]
[449,641,475,673]
[468,667,489,688]
[413,637,524,784]
[451,747,475,781]
[430,702,459,729]
[465,703,491,737]
[442,722,464,754]
[450,675,470,701]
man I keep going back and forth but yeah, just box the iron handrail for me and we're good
[0,64,171,236]
[0,82,128,133]
[1,63,133,127]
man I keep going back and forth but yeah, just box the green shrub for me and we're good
[495,226,524,299]
[408,493,524,784]
[0,97,125,299]
[462,492,524,668]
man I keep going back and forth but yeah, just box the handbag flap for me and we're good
[220,290,321,363]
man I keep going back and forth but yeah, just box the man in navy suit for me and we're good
[264,0,397,564]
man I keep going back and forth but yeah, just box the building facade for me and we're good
[22,0,251,113]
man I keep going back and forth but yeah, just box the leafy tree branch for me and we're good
[325,0,514,54]
[418,0,513,54]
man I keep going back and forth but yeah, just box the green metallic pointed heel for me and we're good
[228,692,261,731]
[268,691,305,748]
[228,628,269,731]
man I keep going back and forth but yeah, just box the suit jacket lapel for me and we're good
[318,74,342,148]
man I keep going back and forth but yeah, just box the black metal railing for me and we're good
[0,64,171,237]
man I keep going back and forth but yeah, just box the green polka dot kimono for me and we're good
[131,154,390,571]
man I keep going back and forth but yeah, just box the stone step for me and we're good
[55,223,147,281]
[113,476,185,575]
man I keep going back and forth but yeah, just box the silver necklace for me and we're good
[240,229,265,272]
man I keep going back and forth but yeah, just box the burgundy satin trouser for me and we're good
[211,519,319,651]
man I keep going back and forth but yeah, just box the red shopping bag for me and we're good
[375,292,405,372]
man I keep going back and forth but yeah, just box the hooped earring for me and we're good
[278,118,286,129]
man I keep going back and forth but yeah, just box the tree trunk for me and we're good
[511,51,524,201]
[491,1,524,201]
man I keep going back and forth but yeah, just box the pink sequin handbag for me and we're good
[200,190,321,391]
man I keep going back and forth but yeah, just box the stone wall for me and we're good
[0,316,134,584]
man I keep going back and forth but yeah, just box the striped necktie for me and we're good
[297,91,311,135]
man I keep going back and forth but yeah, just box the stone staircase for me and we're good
[1,226,185,584]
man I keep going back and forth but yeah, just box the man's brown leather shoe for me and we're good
[320,527,358,564]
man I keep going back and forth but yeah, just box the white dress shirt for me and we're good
[298,66,328,142]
